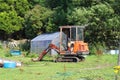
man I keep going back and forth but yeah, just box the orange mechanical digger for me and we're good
[32,26,89,62]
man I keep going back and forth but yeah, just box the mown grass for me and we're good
[0,48,119,80]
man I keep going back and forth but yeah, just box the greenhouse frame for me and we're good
[30,32,67,55]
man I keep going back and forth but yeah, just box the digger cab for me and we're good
[60,26,89,55]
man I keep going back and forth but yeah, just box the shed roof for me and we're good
[31,32,60,41]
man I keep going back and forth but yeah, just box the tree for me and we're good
[67,8,91,25]
[67,1,120,49]
[0,11,24,34]
[0,0,30,39]
[44,0,73,28]
[25,5,53,39]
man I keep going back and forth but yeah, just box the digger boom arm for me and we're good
[37,44,60,61]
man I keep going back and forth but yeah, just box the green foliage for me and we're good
[19,41,30,51]
[0,1,10,11]
[112,0,120,15]
[0,11,24,34]
[4,52,12,57]
[14,0,30,17]
[25,5,53,38]
[89,42,106,55]
[67,8,91,25]
[0,0,120,49]
[0,0,30,39]
[87,3,120,49]
[67,1,120,49]
[24,52,38,58]
[0,41,2,49]
[44,0,73,30]
[28,0,46,6]
[89,44,97,55]
[45,17,56,32]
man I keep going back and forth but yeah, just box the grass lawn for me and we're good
[0,48,119,80]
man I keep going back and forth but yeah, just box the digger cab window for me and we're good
[77,27,83,41]
[71,28,76,41]
[71,27,83,41]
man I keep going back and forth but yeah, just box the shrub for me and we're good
[4,53,12,57]
[89,42,106,55]
[19,40,30,51]
[0,42,2,49]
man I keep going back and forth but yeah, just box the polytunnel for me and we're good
[30,32,67,55]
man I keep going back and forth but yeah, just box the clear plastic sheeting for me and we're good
[30,32,67,55]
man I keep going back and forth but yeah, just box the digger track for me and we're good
[55,56,84,62]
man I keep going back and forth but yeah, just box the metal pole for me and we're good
[76,27,78,41]
[70,26,71,43]
[60,27,62,52]
[82,29,84,41]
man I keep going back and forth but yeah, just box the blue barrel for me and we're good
[3,61,16,68]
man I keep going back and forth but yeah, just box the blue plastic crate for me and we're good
[10,50,21,56]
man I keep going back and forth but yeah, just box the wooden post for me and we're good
[115,43,120,80]
[118,43,120,65]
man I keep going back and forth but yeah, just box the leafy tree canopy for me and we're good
[0,11,24,34]
[0,0,30,39]
[25,5,53,38]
